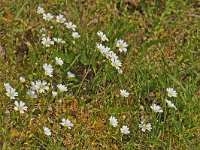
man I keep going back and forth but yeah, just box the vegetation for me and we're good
[0,0,199,149]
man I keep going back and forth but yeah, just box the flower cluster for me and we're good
[108,88,178,134]
[3,6,182,143]
[96,31,128,74]
[150,87,177,114]
[165,87,177,110]
[44,118,74,136]
[4,83,28,114]
[37,6,80,47]
[109,116,130,135]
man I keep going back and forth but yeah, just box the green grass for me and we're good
[0,0,200,149]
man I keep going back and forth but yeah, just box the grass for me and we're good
[0,0,200,149]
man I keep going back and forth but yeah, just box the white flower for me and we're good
[97,31,109,41]
[27,89,37,99]
[53,37,65,44]
[111,58,122,70]
[72,32,80,39]
[108,51,118,60]
[120,89,129,97]
[43,13,54,21]
[43,127,51,136]
[65,22,76,31]
[14,101,28,113]
[53,37,62,43]
[37,6,45,14]
[4,83,12,90]
[35,80,49,93]
[52,91,57,97]
[61,40,66,44]
[109,116,118,127]
[43,63,53,77]
[120,125,130,135]
[56,14,66,23]
[19,77,25,83]
[41,37,54,47]
[116,39,128,53]
[102,47,110,57]
[6,88,18,99]
[165,99,177,110]
[55,57,63,66]
[61,118,74,129]
[150,104,163,113]
[96,43,105,51]
[40,28,46,33]
[167,87,177,97]
[41,33,46,37]
[139,121,152,132]
[57,84,68,92]
[96,43,110,56]
[67,71,75,78]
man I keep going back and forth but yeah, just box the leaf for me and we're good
[80,50,90,65]
[168,74,186,91]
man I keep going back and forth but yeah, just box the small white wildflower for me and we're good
[72,32,80,39]
[43,13,54,21]
[97,31,109,41]
[43,63,53,77]
[167,87,177,97]
[65,22,77,31]
[165,99,177,110]
[111,58,122,70]
[150,104,163,113]
[52,91,57,97]
[19,77,25,83]
[67,71,75,78]
[55,57,63,66]
[41,37,54,47]
[56,14,66,23]
[109,116,118,127]
[4,83,12,90]
[116,39,128,53]
[96,43,105,51]
[35,80,49,93]
[27,89,37,99]
[61,118,74,129]
[102,46,110,57]
[96,43,110,57]
[53,38,65,44]
[120,125,130,135]
[61,40,66,44]
[40,28,46,33]
[43,127,51,136]
[108,51,118,60]
[6,88,18,99]
[37,6,45,14]
[57,84,68,92]
[14,101,28,113]
[58,99,63,103]
[139,121,152,132]
[53,37,62,43]
[120,89,129,97]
